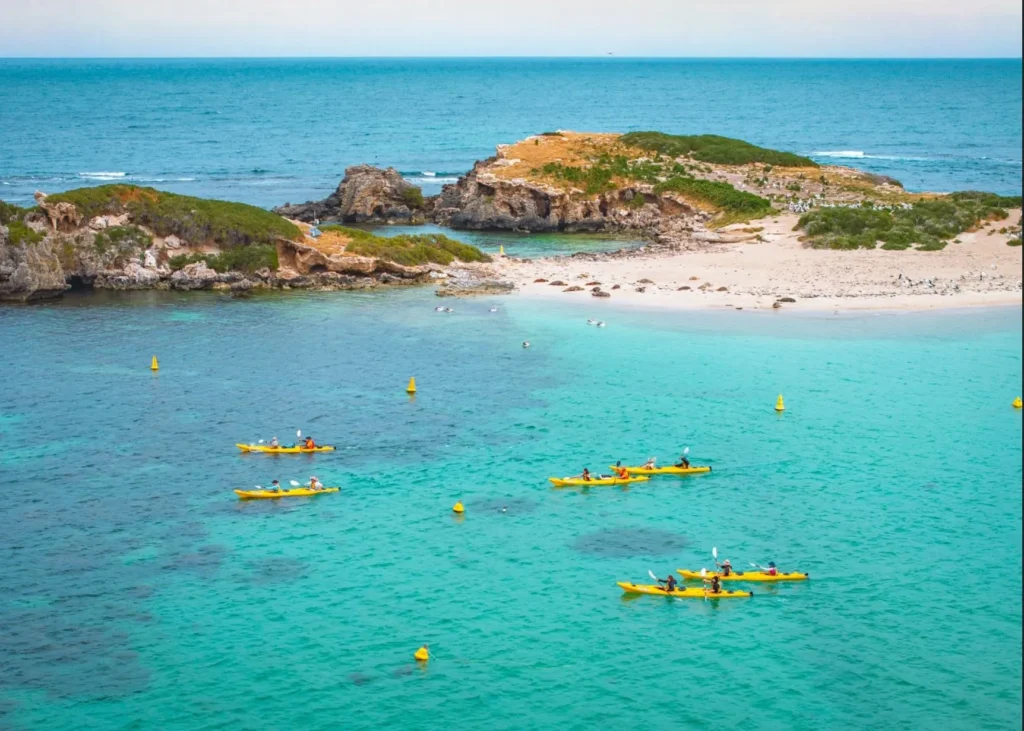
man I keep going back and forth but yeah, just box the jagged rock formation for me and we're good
[274,165,428,224]
[0,223,69,301]
[431,158,677,233]
[275,238,440,280]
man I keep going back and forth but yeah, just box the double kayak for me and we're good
[549,475,651,487]
[235,487,339,499]
[236,443,336,454]
[617,581,753,598]
[610,465,711,476]
[678,569,808,582]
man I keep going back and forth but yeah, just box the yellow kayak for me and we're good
[549,475,650,487]
[678,569,808,582]
[236,443,336,454]
[234,487,339,499]
[617,581,753,598]
[610,465,711,476]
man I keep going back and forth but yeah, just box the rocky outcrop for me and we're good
[431,160,692,234]
[0,224,69,301]
[275,238,438,280]
[35,191,82,232]
[273,165,428,224]
[434,264,515,298]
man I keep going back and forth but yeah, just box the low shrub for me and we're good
[5,220,45,246]
[321,226,490,266]
[621,132,817,167]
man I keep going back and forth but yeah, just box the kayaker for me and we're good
[675,454,691,468]
[708,575,722,594]
[304,436,316,449]
[270,479,282,492]
[716,559,733,576]
[578,468,593,482]
[765,561,778,576]
[657,574,678,592]
[642,457,657,470]
[269,436,280,448]
[613,464,629,479]
[309,476,323,491]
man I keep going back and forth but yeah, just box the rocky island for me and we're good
[2,130,1021,308]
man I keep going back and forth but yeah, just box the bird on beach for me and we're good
[489,307,498,312]
[444,307,454,313]
[434,306,445,312]
[522,341,530,348]
[587,319,597,326]
[596,321,606,328]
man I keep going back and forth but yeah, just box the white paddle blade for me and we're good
[701,568,708,578]
[290,480,301,487]
[683,447,690,455]
[648,570,658,581]
[712,546,718,560]
[297,430,302,438]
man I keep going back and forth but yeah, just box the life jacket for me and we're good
[305,439,315,448]
[767,566,778,575]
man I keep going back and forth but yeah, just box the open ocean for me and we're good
[0,58,1021,208]
[1,59,1022,730]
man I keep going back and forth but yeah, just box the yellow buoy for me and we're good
[150,356,159,371]
[1013,397,1023,409]
[414,645,429,662]
[775,394,785,412]
[406,377,417,394]
[499,245,505,256]
[452,501,464,514]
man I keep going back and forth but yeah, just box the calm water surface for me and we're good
[1,291,1020,729]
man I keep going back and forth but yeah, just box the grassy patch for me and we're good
[321,226,490,266]
[1008,238,1022,247]
[1,200,29,225]
[5,220,46,246]
[654,176,772,217]
[47,185,301,247]
[401,187,425,209]
[94,225,152,255]
[621,132,817,167]
[797,192,1020,251]
[168,245,278,273]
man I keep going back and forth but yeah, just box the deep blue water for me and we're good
[1,58,1021,208]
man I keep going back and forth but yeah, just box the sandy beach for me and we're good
[491,211,1023,312]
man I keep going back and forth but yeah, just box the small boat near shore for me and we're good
[236,443,336,454]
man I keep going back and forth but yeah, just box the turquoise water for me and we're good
[357,223,643,258]
[1,291,1021,729]
[1,59,1021,208]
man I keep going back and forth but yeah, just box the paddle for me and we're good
[750,562,768,572]
[700,567,708,603]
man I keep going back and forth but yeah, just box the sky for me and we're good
[1,0,1021,57]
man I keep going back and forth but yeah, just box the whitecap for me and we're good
[814,151,864,159]
[422,171,436,177]
[78,171,127,180]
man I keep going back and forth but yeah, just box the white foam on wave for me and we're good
[814,150,864,159]
[422,171,436,177]
[404,176,459,185]
[78,171,127,180]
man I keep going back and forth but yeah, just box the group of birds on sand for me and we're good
[434,306,500,313]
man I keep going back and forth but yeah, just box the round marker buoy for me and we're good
[1013,396,1022,409]
[452,501,464,514]
[414,645,429,662]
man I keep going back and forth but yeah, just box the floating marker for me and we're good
[499,245,505,256]
[406,377,417,394]
[414,645,429,662]
[150,356,159,371]
[775,394,785,412]
[1013,397,1023,409]
[452,501,464,514]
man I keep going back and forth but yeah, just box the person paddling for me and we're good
[303,436,316,449]
[642,457,657,470]
[308,476,324,491]
[716,559,733,576]
[578,468,593,482]
[764,561,778,576]
[613,461,629,479]
[269,436,280,448]
[675,454,691,468]
[708,574,722,594]
[270,479,282,492]
[657,573,678,592]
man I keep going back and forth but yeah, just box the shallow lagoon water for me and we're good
[0,290,1021,729]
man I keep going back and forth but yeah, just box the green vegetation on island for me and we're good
[168,246,280,274]
[321,226,491,266]
[621,132,818,168]
[797,191,1022,251]
[1,200,30,226]
[47,185,301,247]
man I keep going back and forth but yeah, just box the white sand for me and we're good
[493,211,1023,312]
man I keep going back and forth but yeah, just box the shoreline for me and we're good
[489,211,1023,314]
